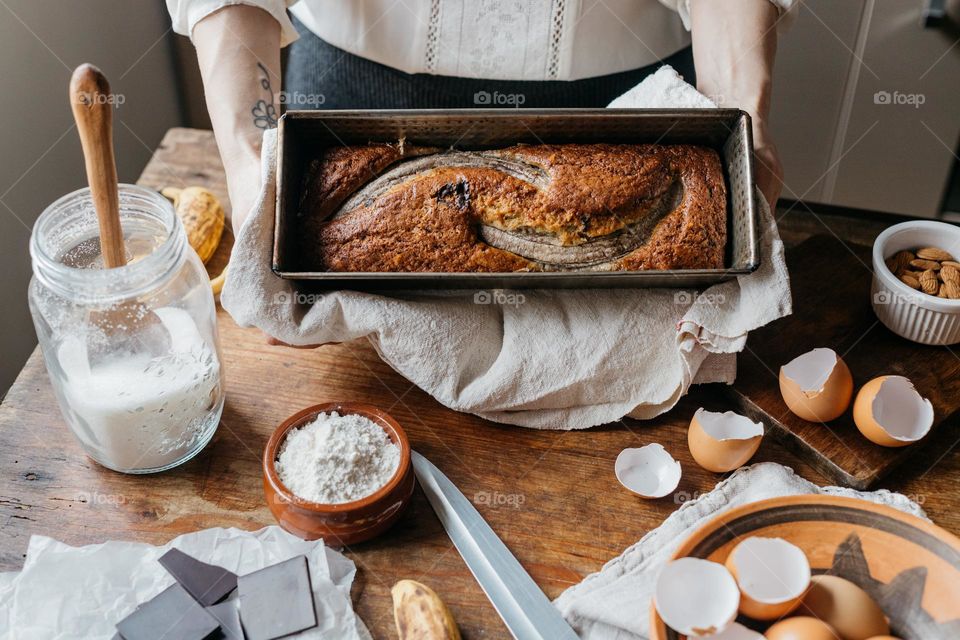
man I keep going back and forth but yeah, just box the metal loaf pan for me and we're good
[274,109,760,289]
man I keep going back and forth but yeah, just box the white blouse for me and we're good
[167,0,795,82]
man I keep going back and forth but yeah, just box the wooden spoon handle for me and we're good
[70,64,124,268]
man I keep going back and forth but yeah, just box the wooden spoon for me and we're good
[70,63,125,268]
[68,64,168,353]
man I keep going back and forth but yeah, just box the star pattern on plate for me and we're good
[819,532,960,638]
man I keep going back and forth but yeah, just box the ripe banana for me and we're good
[391,580,461,640]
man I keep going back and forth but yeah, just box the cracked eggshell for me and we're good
[765,617,839,640]
[614,444,681,499]
[724,536,810,620]
[654,558,740,637]
[701,622,765,639]
[779,348,854,422]
[853,376,934,447]
[688,408,764,473]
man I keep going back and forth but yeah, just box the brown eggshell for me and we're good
[779,348,853,423]
[724,537,810,620]
[654,557,740,637]
[766,616,839,640]
[799,575,889,640]
[853,376,933,447]
[703,622,765,639]
[614,444,681,499]
[687,409,764,473]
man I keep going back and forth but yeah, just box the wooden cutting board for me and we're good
[727,234,960,489]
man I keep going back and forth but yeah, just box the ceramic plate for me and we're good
[650,494,960,639]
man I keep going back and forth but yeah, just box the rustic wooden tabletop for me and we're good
[1,128,957,639]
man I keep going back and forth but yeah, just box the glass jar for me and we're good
[28,184,224,473]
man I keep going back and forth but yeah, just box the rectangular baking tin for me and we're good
[274,109,760,289]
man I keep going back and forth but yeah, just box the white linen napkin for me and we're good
[554,462,926,639]
[221,66,791,429]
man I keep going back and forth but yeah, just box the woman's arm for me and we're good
[193,5,281,231]
[689,0,784,210]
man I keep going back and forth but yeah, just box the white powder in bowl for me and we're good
[275,411,401,504]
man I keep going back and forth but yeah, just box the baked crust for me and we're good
[296,143,727,272]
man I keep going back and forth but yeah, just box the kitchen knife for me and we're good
[411,451,580,640]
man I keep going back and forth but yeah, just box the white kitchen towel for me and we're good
[554,462,926,640]
[221,66,791,429]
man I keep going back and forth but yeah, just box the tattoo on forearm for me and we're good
[251,62,278,130]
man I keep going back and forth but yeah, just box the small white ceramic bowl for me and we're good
[872,220,960,345]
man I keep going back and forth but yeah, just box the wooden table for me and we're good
[2,128,957,639]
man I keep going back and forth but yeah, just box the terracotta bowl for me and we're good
[650,495,960,639]
[263,402,414,545]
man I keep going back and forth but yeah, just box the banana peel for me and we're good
[391,580,461,640]
[161,186,227,296]
[210,266,227,296]
[162,186,224,263]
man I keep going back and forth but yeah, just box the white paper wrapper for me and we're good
[0,526,371,640]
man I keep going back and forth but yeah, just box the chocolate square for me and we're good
[206,600,244,640]
[116,583,220,640]
[159,548,237,606]
[237,556,317,640]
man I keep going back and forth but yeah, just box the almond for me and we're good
[940,264,959,284]
[886,250,915,274]
[911,258,942,271]
[944,281,960,299]
[900,273,920,289]
[942,260,960,269]
[920,269,939,294]
[917,247,954,262]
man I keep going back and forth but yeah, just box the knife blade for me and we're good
[411,451,580,640]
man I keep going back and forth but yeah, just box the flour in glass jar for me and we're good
[275,412,401,504]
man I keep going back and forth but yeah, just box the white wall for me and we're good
[770,0,960,216]
[0,1,182,394]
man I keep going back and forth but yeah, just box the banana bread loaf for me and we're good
[296,142,727,272]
